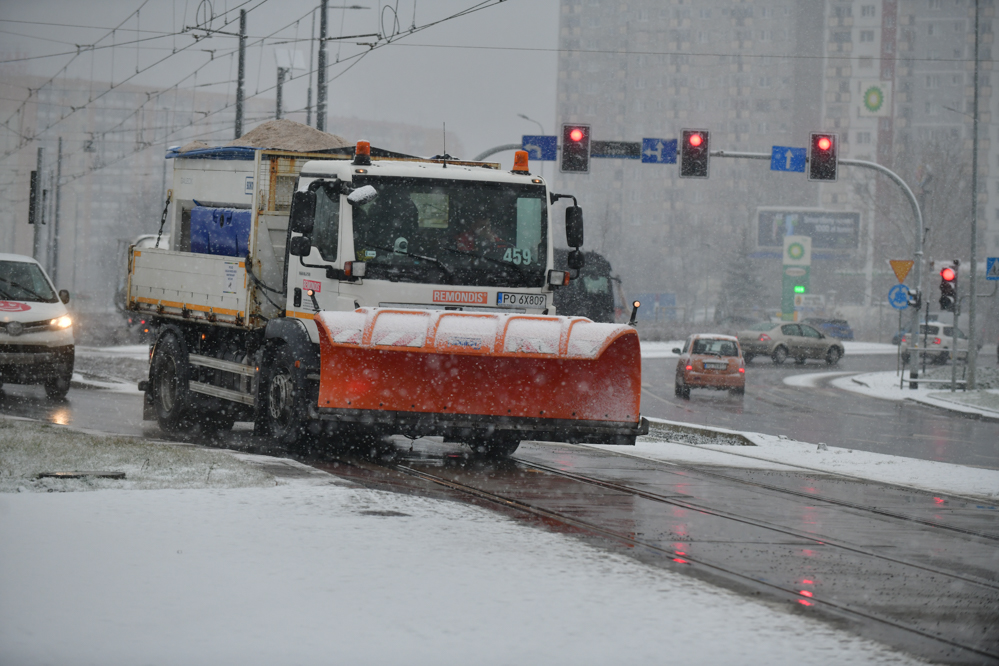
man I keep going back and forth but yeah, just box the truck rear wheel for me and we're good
[265,345,310,447]
[151,333,193,433]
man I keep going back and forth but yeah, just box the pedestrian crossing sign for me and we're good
[987,257,999,281]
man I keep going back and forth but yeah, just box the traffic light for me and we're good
[939,262,958,311]
[560,124,591,173]
[808,132,838,181]
[680,129,709,178]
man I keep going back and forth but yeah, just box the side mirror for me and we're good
[289,190,316,235]
[58,289,70,304]
[672,348,681,354]
[347,185,378,206]
[567,249,585,270]
[288,235,312,257]
[565,205,584,248]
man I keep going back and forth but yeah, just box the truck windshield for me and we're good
[0,260,58,303]
[351,176,547,288]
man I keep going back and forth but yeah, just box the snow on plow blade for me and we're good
[313,308,648,445]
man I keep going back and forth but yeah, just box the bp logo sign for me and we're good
[787,242,806,261]
[863,85,885,113]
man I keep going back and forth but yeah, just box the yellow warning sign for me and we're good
[889,259,914,283]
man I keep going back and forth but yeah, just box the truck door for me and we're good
[290,182,341,313]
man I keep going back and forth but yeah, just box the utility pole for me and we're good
[967,0,980,390]
[31,147,44,262]
[276,67,287,119]
[235,9,246,139]
[306,8,316,127]
[317,0,328,132]
[51,137,63,285]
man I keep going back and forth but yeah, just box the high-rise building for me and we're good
[553,0,995,334]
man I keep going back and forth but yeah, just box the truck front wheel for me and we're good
[151,333,193,433]
[265,345,309,447]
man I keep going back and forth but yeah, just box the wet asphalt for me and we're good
[2,353,998,662]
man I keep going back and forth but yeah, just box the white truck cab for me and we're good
[284,152,570,344]
[0,253,74,398]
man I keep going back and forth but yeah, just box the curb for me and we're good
[645,417,756,446]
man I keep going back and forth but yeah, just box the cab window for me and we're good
[312,185,340,262]
[682,337,691,354]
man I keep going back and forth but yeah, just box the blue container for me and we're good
[190,207,251,257]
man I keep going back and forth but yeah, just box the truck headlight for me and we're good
[50,315,73,329]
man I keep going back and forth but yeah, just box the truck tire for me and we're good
[264,344,310,447]
[150,333,194,433]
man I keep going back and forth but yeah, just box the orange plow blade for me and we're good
[312,308,648,445]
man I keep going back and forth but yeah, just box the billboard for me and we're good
[757,208,860,251]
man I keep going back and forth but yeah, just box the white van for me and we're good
[0,253,74,398]
[900,321,970,365]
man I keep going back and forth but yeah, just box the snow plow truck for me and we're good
[128,129,647,455]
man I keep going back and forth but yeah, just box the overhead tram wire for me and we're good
[0,0,152,139]
[0,0,270,163]
[22,0,508,188]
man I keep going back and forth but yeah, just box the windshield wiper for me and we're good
[0,276,47,302]
[365,245,454,284]
[442,246,529,274]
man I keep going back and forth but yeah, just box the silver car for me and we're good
[737,321,844,365]
[899,322,970,365]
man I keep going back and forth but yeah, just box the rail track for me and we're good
[330,444,999,663]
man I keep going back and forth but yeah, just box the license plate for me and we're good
[704,362,728,370]
[496,292,546,308]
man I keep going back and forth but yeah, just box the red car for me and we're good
[673,334,746,399]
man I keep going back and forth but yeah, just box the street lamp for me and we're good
[517,113,546,179]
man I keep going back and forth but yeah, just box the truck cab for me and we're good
[283,152,569,345]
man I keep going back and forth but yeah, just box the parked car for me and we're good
[0,253,75,398]
[802,317,854,340]
[900,322,972,365]
[737,321,844,365]
[672,334,746,399]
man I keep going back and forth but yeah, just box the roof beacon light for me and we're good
[353,140,371,166]
[512,150,530,174]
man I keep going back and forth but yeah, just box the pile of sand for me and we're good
[227,119,350,152]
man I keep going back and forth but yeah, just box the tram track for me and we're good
[379,455,999,663]
[592,437,999,541]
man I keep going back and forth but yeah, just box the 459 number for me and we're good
[502,248,533,265]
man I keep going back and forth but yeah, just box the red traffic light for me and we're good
[569,128,584,142]
[940,266,956,281]
[688,133,703,147]
[816,137,831,151]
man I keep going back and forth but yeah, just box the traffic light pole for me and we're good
[712,151,925,379]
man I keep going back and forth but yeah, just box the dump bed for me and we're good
[127,148,348,329]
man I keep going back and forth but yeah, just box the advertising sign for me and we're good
[757,208,860,251]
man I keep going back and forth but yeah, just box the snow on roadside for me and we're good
[588,418,999,501]
[640,340,896,359]
[0,417,926,665]
[0,418,272,492]
[828,370,999,419]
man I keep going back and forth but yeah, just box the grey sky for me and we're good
[0,0,559,165]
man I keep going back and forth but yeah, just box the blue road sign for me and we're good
[987,257,999,280]
[641,138,677,164]
[888,283,910,310]
[770,146,807,173]
[521,135,557,161]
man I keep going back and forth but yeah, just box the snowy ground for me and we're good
[592,418,999,501]
[816,370,999,420]
[0,417,928,665]
[640,340,897,359]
